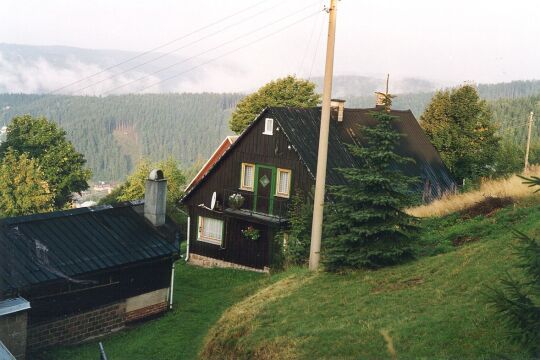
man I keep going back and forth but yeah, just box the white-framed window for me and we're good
[240,163,255,191]
[263,118,274,135]
[197,216,224,245]
[276,168,292,198]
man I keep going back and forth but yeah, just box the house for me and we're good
[180,101,456,272]
[0,170,179,358]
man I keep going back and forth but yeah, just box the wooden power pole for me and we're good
[309,0,338,271]
[524,111,534,173]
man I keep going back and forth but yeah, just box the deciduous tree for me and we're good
[101,158,186,215]
[0,115,91,208]
[0,149,54,217]
[229,75,320,133]
[420,85,500,182]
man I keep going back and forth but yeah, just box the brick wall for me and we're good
[125,301,168,322]
[27,301,126,351]
[0,311,28,360]
[26,287,171,352]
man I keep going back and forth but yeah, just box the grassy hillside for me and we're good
[202,199,540,359]
[40,197,539,359]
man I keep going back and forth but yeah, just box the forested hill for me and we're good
[1,80,539,182]
[0,93,243,181]
[345,79,540,117]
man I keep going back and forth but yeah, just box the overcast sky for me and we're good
[1,0,539,92]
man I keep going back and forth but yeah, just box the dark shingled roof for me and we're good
[0,203,178,295]
[182,106,456,202]
[267,106,456,197]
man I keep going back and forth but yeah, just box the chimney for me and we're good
[144,169,167,226]
[330,99,345,122]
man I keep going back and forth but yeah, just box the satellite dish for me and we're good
[210,192,217,210]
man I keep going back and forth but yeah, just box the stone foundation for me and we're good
[188,253,269,273]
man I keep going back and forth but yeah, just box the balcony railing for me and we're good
[223,189,290,224]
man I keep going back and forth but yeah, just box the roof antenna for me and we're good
[375,73,396,112]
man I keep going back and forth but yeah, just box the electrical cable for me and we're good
[308,8,325,81]
[47,0,274,95]
[296,2,322,76]
[67,0,302,95]
[123,10,322,95]
[99,7,323,95]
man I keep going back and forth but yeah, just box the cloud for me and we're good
[0,52,164,95]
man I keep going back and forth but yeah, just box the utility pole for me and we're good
[524,111,534,173]
[309,0,338,271]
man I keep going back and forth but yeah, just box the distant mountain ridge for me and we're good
[0,43,233,94]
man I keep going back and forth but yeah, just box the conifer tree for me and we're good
[322,110,418,271]
[488,176,540,357]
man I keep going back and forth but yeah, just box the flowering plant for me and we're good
[241,226,260,241]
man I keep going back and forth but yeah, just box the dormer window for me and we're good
[263,118,274,135]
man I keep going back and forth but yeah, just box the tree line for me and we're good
[0,93,243,182]
[1,80,539,183]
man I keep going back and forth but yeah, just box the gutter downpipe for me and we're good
[185,216,190,262]
[169,262,175,309]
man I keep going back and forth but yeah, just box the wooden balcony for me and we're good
[223,189,290,225]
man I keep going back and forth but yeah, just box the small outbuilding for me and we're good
[0,171,179,358]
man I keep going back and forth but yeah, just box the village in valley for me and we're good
[1,1,539,359]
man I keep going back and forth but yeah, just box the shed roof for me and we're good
[0,203,178,295]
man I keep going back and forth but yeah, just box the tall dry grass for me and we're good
[407,165,540,218]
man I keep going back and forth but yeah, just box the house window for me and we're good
[198,216,224,245]
[276,168,291,198]
[240,163,255,191]
[263,118,273,135]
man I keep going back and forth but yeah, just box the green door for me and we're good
[253,165,276,214]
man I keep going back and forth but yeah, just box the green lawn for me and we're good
[38,262,265,360]
[202,200,540,359]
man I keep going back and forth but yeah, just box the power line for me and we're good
[296,2,322,76]
[125,10,323,95]
[67,0,298,95]
[47,0,274,95]
[100,6,323,95]
[498,121,532,133]
[308,8,325,80]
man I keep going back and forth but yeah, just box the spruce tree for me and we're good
[322,110,418,271]
[487,176,540,357]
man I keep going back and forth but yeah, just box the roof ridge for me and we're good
[0,200,144,226]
